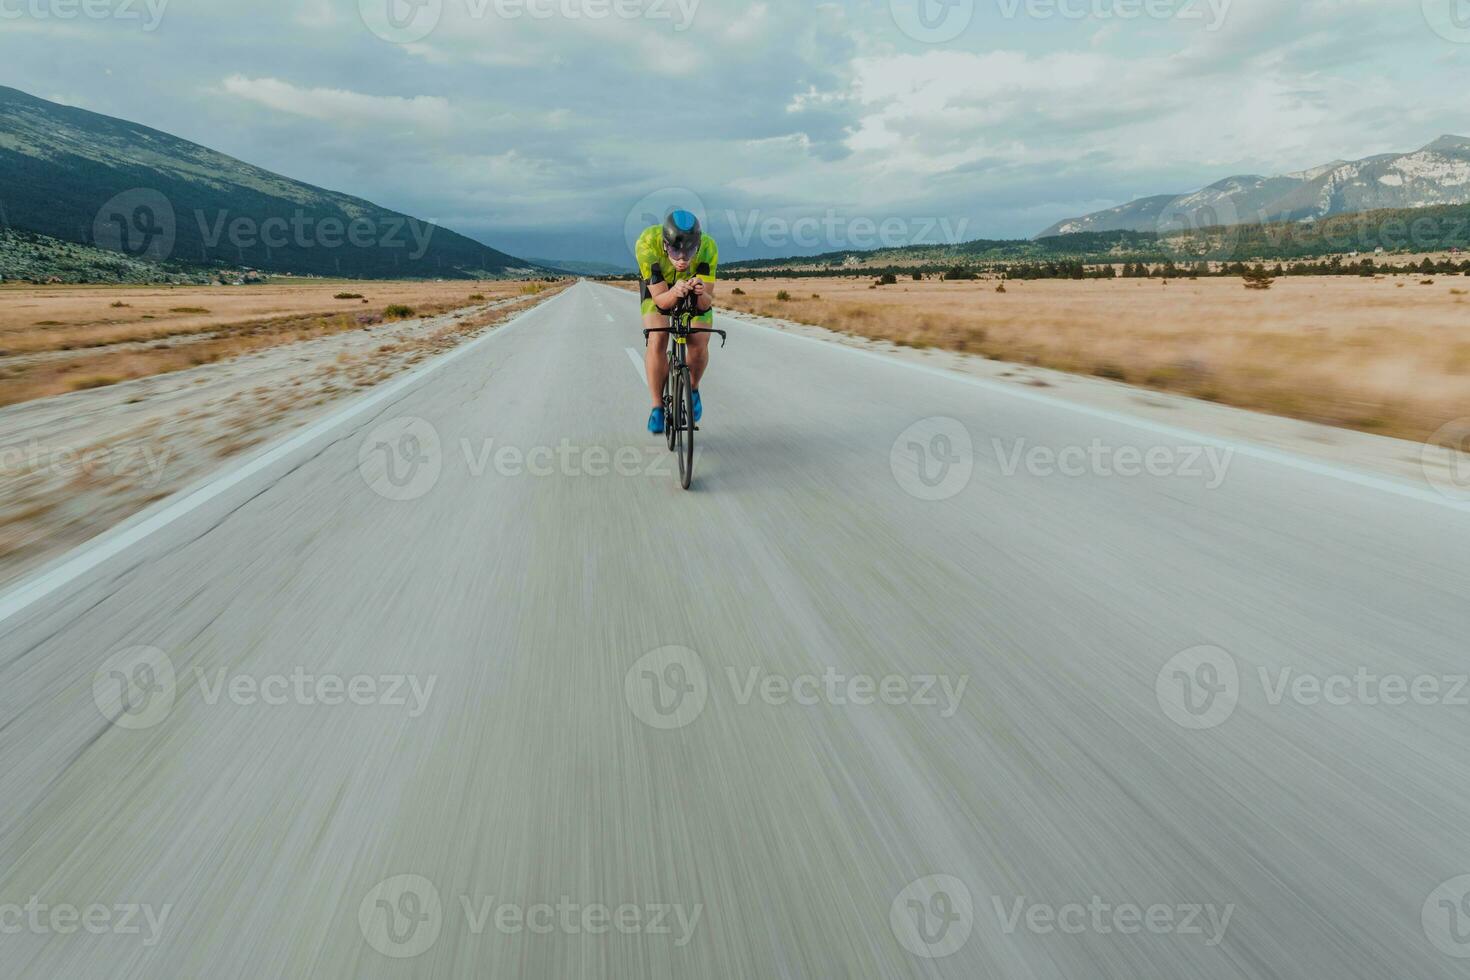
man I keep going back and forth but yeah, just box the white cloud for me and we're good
[219,76,453,129]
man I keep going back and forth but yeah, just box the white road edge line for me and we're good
[590,284,1470,514]
[625,347,648,386]
[0,287,572,631]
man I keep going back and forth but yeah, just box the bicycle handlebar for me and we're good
[643,325,728,348]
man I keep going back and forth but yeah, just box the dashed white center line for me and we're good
[624,347,647,385]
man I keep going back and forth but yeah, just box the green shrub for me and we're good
[335,292,364,300]
[776,290,791,301]
[383,304,416,319]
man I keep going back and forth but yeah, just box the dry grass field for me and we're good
[714,275,1470,444]
[0,279,556,406]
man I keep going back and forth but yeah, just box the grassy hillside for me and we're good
[0,86,551,280]
[0,226,221,285]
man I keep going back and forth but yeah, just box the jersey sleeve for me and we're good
[635,228,660,282]
[697,236,718,283]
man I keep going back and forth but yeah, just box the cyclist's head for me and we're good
[662,209,702,267]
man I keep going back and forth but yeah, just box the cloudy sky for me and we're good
[3,0,1469,264]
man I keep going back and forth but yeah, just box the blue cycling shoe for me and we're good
[647,406,666,435]
[691,389,702,423]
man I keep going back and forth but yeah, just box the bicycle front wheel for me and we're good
[676,367,694,490]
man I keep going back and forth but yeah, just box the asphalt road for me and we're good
[3,280,1469,978]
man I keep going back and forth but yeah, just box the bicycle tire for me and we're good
[677,367,694,490]
[663,361,677,452]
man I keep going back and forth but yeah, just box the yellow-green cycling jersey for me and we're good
[635,225,718,324]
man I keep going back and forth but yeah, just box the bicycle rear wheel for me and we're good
[663,348,678,452]
[676,367,694,490]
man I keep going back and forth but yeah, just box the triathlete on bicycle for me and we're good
[636,209,718,434]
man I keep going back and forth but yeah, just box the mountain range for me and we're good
[1039,136,1470,238]
[0,86,555,280]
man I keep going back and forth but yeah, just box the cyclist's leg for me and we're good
[687,312,714,390]
[643,311,671,407]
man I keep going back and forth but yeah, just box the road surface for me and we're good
[2,281,1469,978]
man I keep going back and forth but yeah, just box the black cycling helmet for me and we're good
[662,209,702,261]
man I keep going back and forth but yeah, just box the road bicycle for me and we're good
[643,289,727,490]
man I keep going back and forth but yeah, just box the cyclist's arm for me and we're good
[692,244,718,311]
[645,263,696,311]
[692,263,716,312]
[646,275,694,311]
